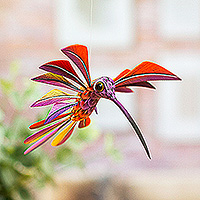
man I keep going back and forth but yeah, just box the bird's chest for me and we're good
[71,90,100,121]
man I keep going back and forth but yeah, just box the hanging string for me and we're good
[89,0,93,67]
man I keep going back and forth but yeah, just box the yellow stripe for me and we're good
[26,131,50,144]
[51,121,76,146]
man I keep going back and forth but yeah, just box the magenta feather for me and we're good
[115,87,134,93]
[39,60,86,88]
[45,102,78,124]
[32,73,83,92]
[24,119,66,144]
[24,122,66,154]
[115,61,181,88]
[31,95,79,107]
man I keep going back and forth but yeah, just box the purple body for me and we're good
[76,77,116,117]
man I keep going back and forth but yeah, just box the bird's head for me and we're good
[92,76,116,100]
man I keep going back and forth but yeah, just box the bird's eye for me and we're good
[95,82,104,92]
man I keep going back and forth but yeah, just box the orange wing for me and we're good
[114,61,181,88]
[61,45,92,87]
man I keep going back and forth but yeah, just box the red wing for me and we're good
[113,69,130,82]
[39,60,86,89]
[61,45,92,87]
[115,61,181,88]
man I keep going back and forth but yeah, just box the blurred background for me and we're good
[0,0,200,199]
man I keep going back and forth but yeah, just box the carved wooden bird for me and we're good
[24,44,181,159]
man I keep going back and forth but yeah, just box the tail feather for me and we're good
[24,119,68,144]
[24,120,70,155]
[56,125,76,146]
[29,113,71,129]
[24,127,58,155]
[51,121,77,146]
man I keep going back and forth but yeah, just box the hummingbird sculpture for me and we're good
[24,44,181,159]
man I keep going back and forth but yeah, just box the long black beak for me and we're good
[111,97,151,159]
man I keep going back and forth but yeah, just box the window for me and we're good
[158,0,200,40]
[157,51,200,142]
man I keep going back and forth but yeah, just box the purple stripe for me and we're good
[61,49,91,86]
[40,65,86,88]
[31,96,79,107]
[24,121,68,155]
[45,102,77,124]
[24,120,65,144]
[116,74,180,87]
[24,132,54,154]
[115,87,133,93]
[32,78,83,92]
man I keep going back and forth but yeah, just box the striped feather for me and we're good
[39,60,86,89]
[24,120,69,155]
[61,45,92,87]
[129,81,156,89]
[56,125,76,146]
[29,113,71,129]
[115,61,181,87]
[45,102,78,124]
[32,73,83,92]
[116,81,155,90]
[31,89,80,107]
[51,121,76,146]
[115,87,134,93]
[24,119,67,144]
